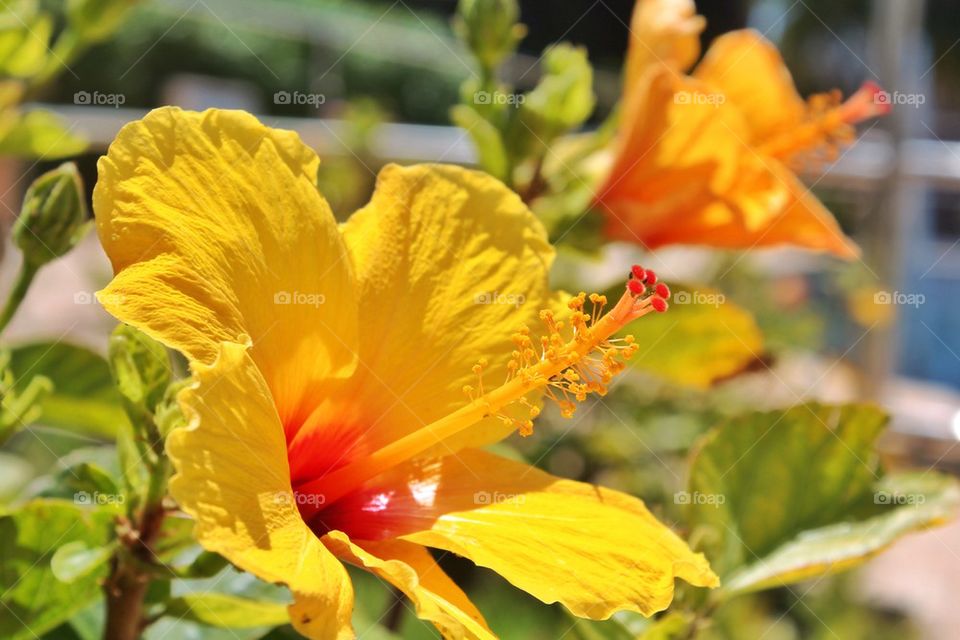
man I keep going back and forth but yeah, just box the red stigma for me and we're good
[644,269,657,284]
[631,264,645,280]
[655,283,670,299]
[628,279,645,295]
[651,297,668,313]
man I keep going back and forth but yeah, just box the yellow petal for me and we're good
[168,341,353,640]
[693,30,807,144]
[94,107,359,422]
[325,532,495,640]
[334,163,554,455]
[320,450,717,619]
[624,0,705,97]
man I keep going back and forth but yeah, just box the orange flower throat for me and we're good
[295,265,670,516]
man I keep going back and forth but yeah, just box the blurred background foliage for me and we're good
[2,0,960,639]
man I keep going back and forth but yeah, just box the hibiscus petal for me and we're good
[168,341,353,639]
[329,164,554,457]
[94,107,359,422]
[693,30,808,145]
[319,450,718,619]
[325,532,494,639]
[600,70,858,258]
[624,0,705,97]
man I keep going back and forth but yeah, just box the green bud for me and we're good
[12,162,89,268]
[108,324,172,416]
[454,0,526,72]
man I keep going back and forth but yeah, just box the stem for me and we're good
[0,261,38,334]
[103,495,167,639]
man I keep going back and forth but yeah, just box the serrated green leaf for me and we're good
[50,540,112,583]
[8,342,128,438]
[0,500,114,639]
[164,593,290,629]
[723,472,960,595]
[688,404,888,575]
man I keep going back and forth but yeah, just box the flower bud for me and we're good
[12,162,89,267]
[454,0,526,71]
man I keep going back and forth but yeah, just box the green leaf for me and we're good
[511,43,595,152]
[66,0,137,43]
[451,103,510,181]
[687,404,959,594]
[723,472,960,594]
[8,342,129,438]
[0,500,114,639]
[624,284,764,387]
[0,109,87,159]
[50,540,113,583]
[0,9,51,78]
[108,324,172,416]
[164,593,290,628]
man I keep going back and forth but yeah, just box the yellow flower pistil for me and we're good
[297,265,670,513]
[757,81,891,169]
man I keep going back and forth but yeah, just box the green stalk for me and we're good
[0,261,39,334]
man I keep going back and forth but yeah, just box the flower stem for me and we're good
[0,260,39,334]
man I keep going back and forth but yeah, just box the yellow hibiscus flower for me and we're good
[93,107,717,639]
[595,0,889,257]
